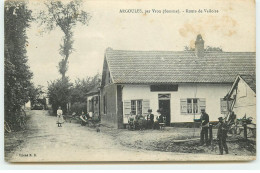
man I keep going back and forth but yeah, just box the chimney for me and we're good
[195,34,204,58]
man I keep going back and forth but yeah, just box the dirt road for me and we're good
[5,110,255,162]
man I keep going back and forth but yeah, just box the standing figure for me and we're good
[217,117,229,155]
[199,109,209,145]
[153,110,160,130]
[57,106,64,127]
[146,109,154,129]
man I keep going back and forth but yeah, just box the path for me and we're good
[6,110,255,162]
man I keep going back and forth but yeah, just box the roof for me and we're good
[105,49,255,84]
[240,75,256,93]
[225,74,256,100]
[86,86,100,96]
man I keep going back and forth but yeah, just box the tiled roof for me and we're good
[105,49,255,84]
[240,75,256,93]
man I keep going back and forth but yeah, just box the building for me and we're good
[100,35,256,128]
[86,85,100,117]
[24,100,31,110]
[224,75,256,124]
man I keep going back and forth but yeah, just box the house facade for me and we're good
[100,35,256,128]
[225,75,256,124]
[86,86,100,117]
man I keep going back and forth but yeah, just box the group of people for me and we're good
[57,105,235,155]
[56,106,96,127]
[198,109,237,155]
[128,109,166,130]
[79,111,93,126]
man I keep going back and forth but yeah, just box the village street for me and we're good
[5,110,255,162]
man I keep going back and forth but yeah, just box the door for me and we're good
[159,100,171,126]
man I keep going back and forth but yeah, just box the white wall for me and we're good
[122,83,231,123]
[233,79,256,124]
[24,100,31,109]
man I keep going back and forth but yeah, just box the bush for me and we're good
[4,1,33,126]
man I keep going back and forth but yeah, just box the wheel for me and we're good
[16,108,27,129]
[20,108,26,117]
[4,121,11,133]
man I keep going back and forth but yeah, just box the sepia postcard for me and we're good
[4,0,256,162]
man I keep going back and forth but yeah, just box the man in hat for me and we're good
[199,109,209,145]
[146,109,154,129]
[217,117,229,155]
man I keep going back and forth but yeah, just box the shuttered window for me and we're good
[181,98,206,115]
[124,100,131,115]
[142,100,150,115]
[131,100,137,114]
[180,99,187,114]
[220,98,228,114]
[124,100,150,115]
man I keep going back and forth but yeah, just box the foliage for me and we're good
[38,0,91,80]
[70,102,87,115]
[4,0,33,122]
[47,77,73,114]
[29,85,45,104]
[184,46,223,52]
[205,46,223,52]
[70,73,101,104]
[47,73,101,115]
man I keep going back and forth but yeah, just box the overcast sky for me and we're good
[26,0,255,88]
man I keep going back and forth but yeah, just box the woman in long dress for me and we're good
[57,106,64,127]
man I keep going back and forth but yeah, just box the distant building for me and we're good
[86,86,100,117]
[100,35,256,128]
[24,100,31,110]
[224,75,256,124]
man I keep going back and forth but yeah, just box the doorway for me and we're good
[158,99,171,126]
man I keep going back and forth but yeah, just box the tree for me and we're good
[4,0,33,123]
[29,85,45,107]
[38,0,91,81]
[70,73,101,114]
[47,77,73,114]
[70,73,101,104]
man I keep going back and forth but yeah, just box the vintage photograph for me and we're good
[4,0,256,162]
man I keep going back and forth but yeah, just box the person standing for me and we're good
[153,110,160,130]
[199,109,209,145]
[146,109,154,129]
[217,117,229,155]
[57,106,64,127]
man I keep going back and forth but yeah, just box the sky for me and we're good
[25,0,256,88]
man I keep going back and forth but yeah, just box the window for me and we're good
[180,98,205,114]
[103,95,107,114]
[131,100,142,115]
[220,98,228,114]
[108,72,112,83]
[137,100,142,114]
[131,100,136,114]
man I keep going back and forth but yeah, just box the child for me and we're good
[57,106,64,127]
